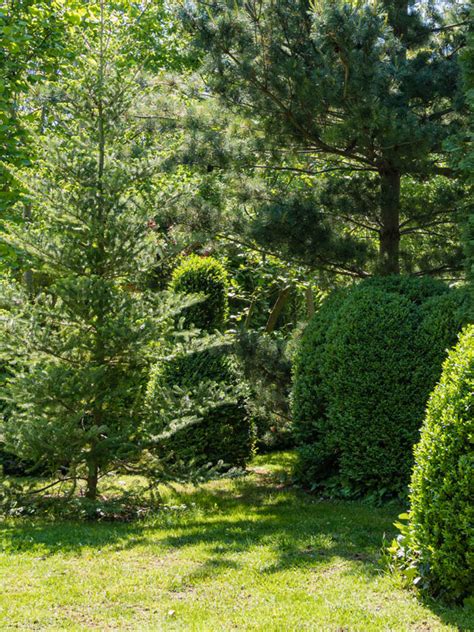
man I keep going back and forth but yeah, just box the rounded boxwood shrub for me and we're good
[393,326,474,602]
[291,288,349,484]
[322,287,422,496]
[292,276,470,497]
[362,274,448,304]
[170,254,229,331]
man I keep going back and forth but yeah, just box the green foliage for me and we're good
[362,275,448,304]
[0,0,78,272]
[322,287,424,497]
[170,255,229,331]
[390,326,474,603]
[181,0,469,277]
[235,330,296,452]
[291,288,349,483]
[459,15,474,283]
[292,276,470,497]
[148,255,253,468]
[146,349,254,469]
[0,3,206,501]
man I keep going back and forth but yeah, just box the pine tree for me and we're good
[181,0,470,277]
[459,12,474,284]
[0,1,200,500]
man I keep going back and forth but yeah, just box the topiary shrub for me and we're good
[147,255,254,469]
[391,326,474,602]
[415,287,472,391]
[292,276,470,497]
[146,349,254,469]
[363,274,448,304]
[322,287,422,496]
[170,254,229,331]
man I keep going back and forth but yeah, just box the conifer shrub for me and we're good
[170,254,229,331]
[391,326,474,602]
[0,363,32,476]
[291,276,470,497]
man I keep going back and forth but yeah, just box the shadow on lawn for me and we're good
[0,471,472,629]
[0,474,394,577]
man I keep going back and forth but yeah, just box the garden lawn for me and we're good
[0,452,472,631]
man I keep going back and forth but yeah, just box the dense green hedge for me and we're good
[291,288,349,483]
[170,254,229,331]
[292,276,470,497]
[322,287,422,496]
[393,326,474,602]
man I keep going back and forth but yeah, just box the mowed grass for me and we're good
[0,452,472,631]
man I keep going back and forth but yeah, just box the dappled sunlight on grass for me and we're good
[0,452,472,630]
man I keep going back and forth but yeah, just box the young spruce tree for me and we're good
[0,1,200,500]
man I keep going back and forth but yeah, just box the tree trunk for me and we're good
[305,286,315,319]
[265,286,291,333]
[378,170,401,275]
[85,460,99,500]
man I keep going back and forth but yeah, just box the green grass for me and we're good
[0,452,472,630]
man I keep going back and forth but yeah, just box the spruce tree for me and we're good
[181,0,470,276]
[0,1,197,500]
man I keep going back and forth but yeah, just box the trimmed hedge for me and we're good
[170,254,229,331]
[290,288,349,483]
[395,326,474,602]
[291,276,470,497]
[322,287,422,496]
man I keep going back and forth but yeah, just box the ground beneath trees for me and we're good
[0,452,472,630]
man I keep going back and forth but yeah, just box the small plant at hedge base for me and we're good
[389,325,474,604]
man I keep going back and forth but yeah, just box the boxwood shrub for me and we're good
[170,254,229,331]
[290,288,349,484]
[291,276,470,497]
[322,287,423,496]
[392,325,474,602]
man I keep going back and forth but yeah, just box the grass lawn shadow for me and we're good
[0,456,472,630]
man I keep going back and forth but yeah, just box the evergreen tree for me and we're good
[459,12,474,283]
[181,0,470,276]
[0,1,202,500]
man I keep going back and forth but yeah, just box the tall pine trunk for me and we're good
[377,0,405,276]
[378,170,401,275]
